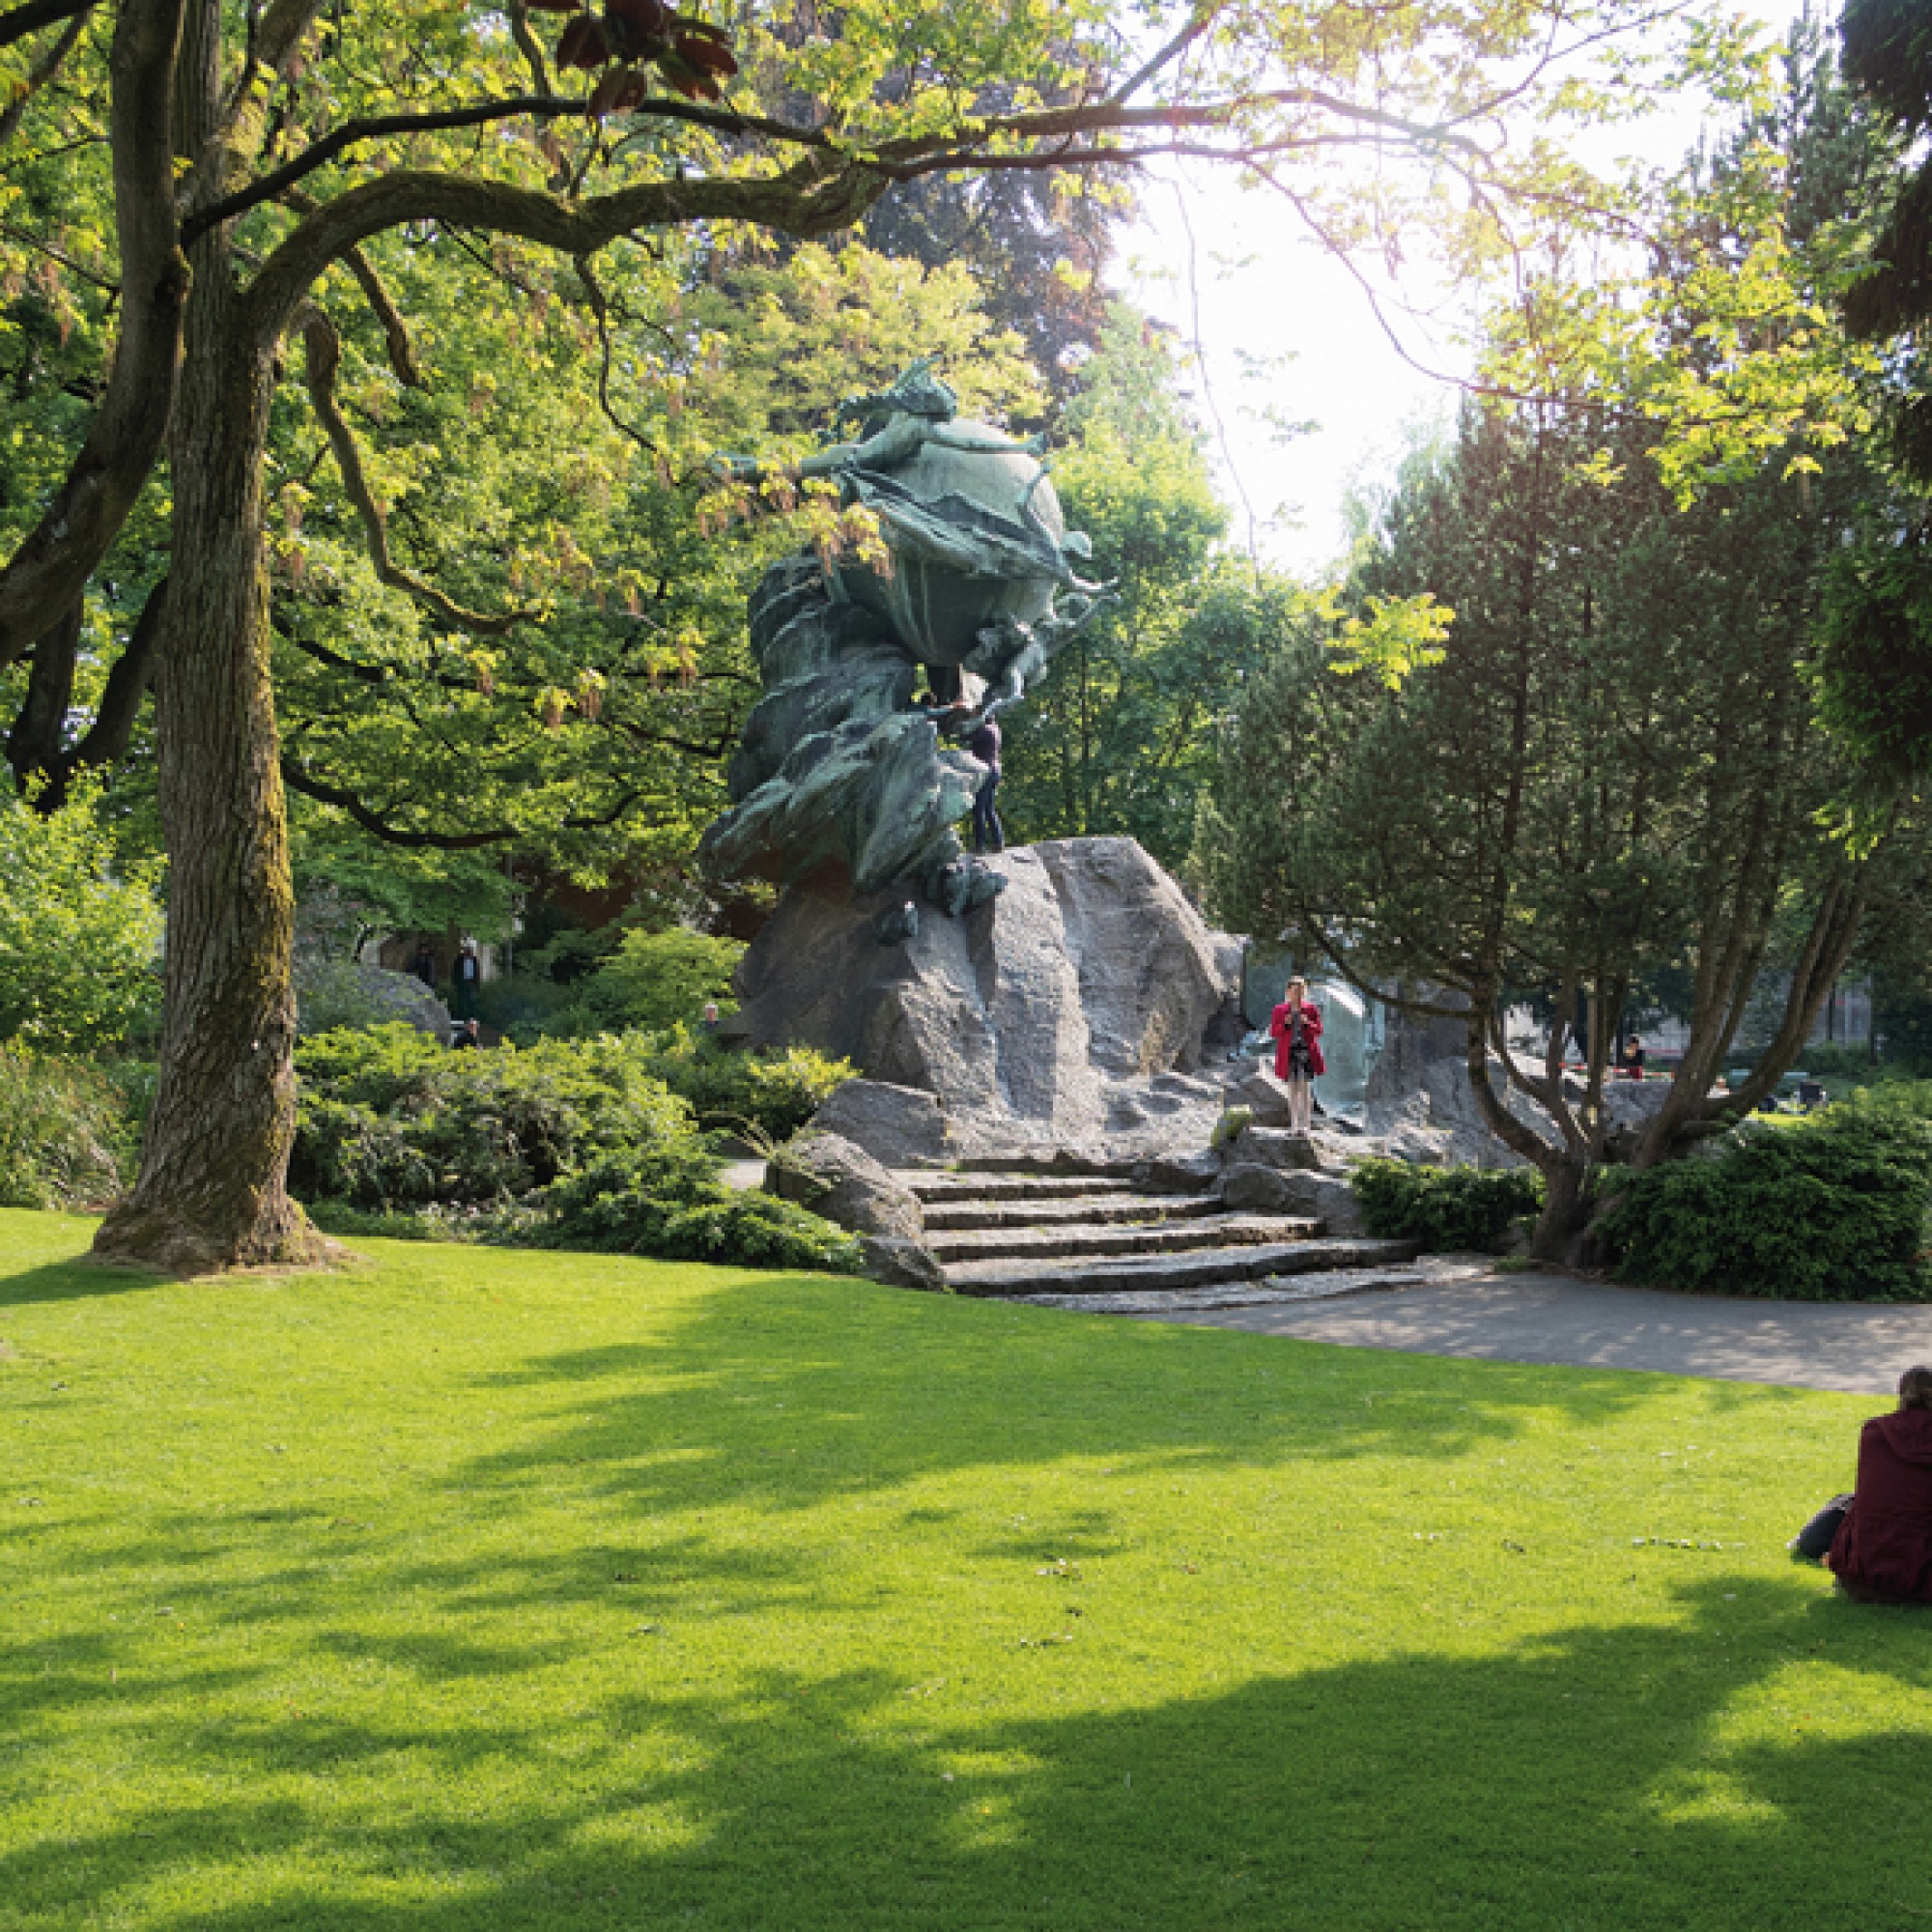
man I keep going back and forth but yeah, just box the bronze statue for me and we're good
[700,358,1113,917]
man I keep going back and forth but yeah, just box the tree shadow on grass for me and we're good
[5,1577,1928,1931]
[0,1253,166,1309]
[452,1275,1808,1524]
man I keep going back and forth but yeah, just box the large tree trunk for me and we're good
[94,255,320,1273]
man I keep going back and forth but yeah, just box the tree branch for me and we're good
[6,598,80,788]
[33,574,166,810]
[506,0,551,99]
[299,305,533,634]
[0,0,185,675]
[0,3,91,147]
[0,0,89,56]
[341,245,423,386]
[281,757,649,847]
[185,91,833,244]
[249,148,891,341]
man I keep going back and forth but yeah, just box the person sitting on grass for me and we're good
[1790,1367,1932,1604]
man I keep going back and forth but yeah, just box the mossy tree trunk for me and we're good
[93,84,319,1272]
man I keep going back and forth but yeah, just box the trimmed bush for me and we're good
[1597,1107,1932,1302]
[541,1148,861,1272]
[1350,1158,1544,1251]
[291,1025,696,1208]
[290,1025,855,1271]
[0,1048,138,1208]
[642,1031,853,1140]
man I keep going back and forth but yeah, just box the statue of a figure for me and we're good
[699,357,1114,915]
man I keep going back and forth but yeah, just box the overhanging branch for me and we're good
[299,305,534,635]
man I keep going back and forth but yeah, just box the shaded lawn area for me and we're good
[1,1207,1927,1932]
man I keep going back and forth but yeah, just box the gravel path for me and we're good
[1130,1255,1932,1396]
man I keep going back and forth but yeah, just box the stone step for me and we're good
[901,1172,1147,1204]
[1007,1264,1429,1315]
[919,1192,1230,1233]
[943,1236,1420,1298]
[951,1151,1146,1179]
[926,1213,1319,1265]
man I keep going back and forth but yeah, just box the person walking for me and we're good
[451,936,482,1021]
[1269,976,1325,1137]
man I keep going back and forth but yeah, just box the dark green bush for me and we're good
[541,1147,861,1272]
[640,1030,853,1140]
[1597,1108,1932,1302]
[1350,1158,1545,1251]
[290,1024,855,1271]
[291,1026,696,1208]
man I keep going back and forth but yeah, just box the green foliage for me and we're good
[541,1148,861,1272]
[582,929,747,1034]
[0,791,161,1054]
[639,1030,853,1140]
[289,1023,852,1268]
[291,1026,696,1209]
[1210,1108,1254,1151]
[1598,1109,1932,1302]
[995,309,1283,870]
[0,1048,136,1209]
[1815,527,1932,790]
[1350,1159,1545,1252]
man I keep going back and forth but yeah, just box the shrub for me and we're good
[641,1031,854,1140]
[0,1048,137,1208]
[1350,1158,1545,1251]
[289,1025,855,1271]
[291,1026,698,1208]
[0,789,162,1053]
[540,1147,861,1272]
[1597,1109,1932,1302]
[582,928,747,1034]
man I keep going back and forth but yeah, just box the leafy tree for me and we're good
[0,0,1747,1267]
[1197,400,1928,1258]
[998,309,1285,869]
[581,926,744,1032]
[0,783,160,1053]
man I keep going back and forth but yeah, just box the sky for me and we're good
[1122,0,1806,576]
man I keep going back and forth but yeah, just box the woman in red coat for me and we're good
[1268,975,1325,1138]
[1828,1366,1932,1605]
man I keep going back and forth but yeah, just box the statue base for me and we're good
[728,836,1247,1159]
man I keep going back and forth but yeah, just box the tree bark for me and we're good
[94,185,319,1272]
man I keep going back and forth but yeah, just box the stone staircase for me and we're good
[897,1159,1424,1310]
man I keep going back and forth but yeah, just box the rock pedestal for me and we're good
[732,836,1245,1158]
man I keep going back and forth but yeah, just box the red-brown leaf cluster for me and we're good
[538,0,739,104]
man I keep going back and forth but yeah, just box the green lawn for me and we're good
[2,1208,1926,1931]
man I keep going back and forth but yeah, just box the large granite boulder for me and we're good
[807,1080,954,1168]
[764,1130,923,1240]
[296,959,450,1038]
[733,836,1244,1151]
[860,1235,950,1293]
[1224,1125,1321,1172]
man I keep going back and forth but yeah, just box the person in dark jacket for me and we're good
[1825,1366,1932,1604]
[965,711,1003,853]
[451,936,482,1020]
[1268,976,1325,1137]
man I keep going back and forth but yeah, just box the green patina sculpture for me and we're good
[699,359,1111,918]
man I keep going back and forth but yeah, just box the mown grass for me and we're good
[2,1206,1926,1931]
